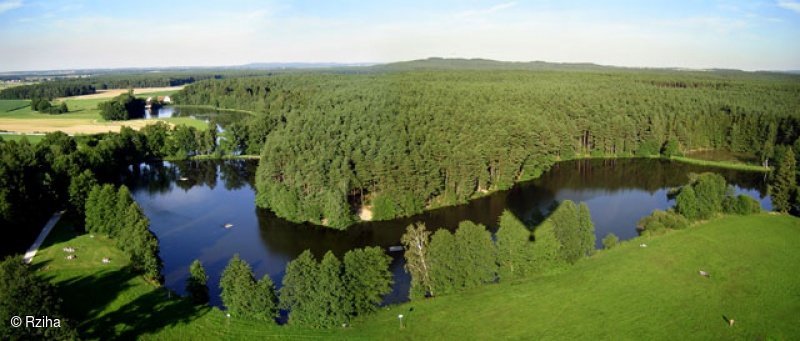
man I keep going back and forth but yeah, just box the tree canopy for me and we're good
[173,70,800,228]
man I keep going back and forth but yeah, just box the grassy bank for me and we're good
[565,153,769,172]
[669,156,769,172]
[163,154,261,162]
[32,214,800,339]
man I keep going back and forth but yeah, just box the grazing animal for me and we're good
[699,270,710,277]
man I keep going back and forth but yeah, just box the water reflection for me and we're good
[126,158,771,307]
[144,106,250,126]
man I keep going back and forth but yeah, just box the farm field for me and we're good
[0,91,205,135]
[59,86,184,100]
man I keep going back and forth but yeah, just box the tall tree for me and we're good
[453,221,497,289]
[280,250,320,326]
[495,211,533,281]
[220,254,277,322]
[117,202,161,281]
[531,221,562,273]
[113,185,134,237]
[550,200,583,264]
[343,247,393,316]
[428,229,457,295]
[771,147,797,213]
[252,275,279,322]
[401,223,433,299]
[186,260,209,304]
[313,251,351,328]
[577,203,596,257]
[68,169,97,223]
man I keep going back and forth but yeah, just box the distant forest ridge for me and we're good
[3,57,800,79]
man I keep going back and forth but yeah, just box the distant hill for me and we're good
[374,57,616,72]
[235,62,374,70]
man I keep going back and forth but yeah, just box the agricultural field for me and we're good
[61,86,184,100]
[0,89,204,135]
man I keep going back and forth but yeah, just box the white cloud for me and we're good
[777,0,800,14]
[0,0,22,14]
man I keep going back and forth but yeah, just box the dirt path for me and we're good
[23,211,64,264]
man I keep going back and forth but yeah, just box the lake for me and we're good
[144,105,250,125]
[125,158,771,307]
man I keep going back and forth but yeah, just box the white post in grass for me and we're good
[398,314,404,329]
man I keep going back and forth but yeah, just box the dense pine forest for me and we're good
[173,66,800,228]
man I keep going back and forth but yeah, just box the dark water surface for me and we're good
[125,158,771,306]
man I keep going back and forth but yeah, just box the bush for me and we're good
[723,194,761,215]
[30,98,68,114]
[637,210,690,234]
[636,139,661,156]
[602,233,619,249]
[661,139,681,157]
[675,173,728,220]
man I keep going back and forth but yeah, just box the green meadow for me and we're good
[32,214,800,340]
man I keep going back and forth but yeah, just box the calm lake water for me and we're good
[125,158,771,306]
[144,106,249,124]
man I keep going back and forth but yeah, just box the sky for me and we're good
[0,0,799,72]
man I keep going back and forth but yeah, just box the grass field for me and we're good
[0,99,29,112]
[0,94,206,135]
[30,214,800,340]
[0,133,44,143]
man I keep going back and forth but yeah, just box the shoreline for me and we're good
[177,152,763,228]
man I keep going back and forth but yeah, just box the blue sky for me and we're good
[0,0,799,71]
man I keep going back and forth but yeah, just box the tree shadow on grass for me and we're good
[44,265,208,339]
[52,266,138,325]
[86,287,210,339]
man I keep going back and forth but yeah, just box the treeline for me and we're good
[186,246,392,328]
[0,80,95,99]
[637,173,762,235]
[0,74,223,99]
[85,184,161,281]
[173,71,800,228]
[91,73,222,89]
[404,201,594,299]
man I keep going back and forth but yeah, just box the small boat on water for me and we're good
[224,223,234,229]
[179,177,189,181]
[388,246,404,252]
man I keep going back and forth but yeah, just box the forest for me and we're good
[173,68,800,228]
[0,123,219,257]
[0,80,95,99]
